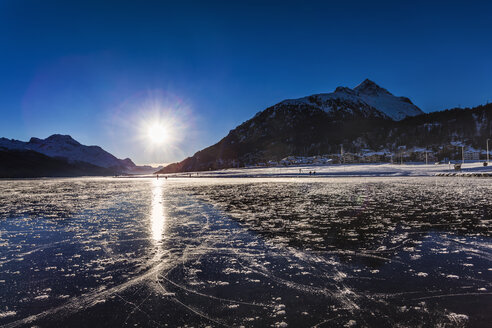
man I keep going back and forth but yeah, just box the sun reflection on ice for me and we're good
[150,179,165,242]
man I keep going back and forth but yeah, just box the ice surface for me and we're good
[0,177,490,327]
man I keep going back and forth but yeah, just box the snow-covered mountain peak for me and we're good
[354,79,391,96]
[334,86,356,95]
[0,134,136,170]
[354,79,423,120]
[29,134,81,146]
[46,134,80,144]
[277,79,424,120]
[275,80,422,121]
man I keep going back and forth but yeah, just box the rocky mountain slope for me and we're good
[158,80,490,173]
[0,134,135,170]
[0,134,162,177]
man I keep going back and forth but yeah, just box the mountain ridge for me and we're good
[0,149,116,178]
[157,81,490,174]
[276,79,423,121]
[0,134,135,170]
[0,134,163,177]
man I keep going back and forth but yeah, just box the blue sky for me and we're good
[1,0,491,164]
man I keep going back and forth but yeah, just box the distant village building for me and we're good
[258,148,453,167]
[342,153,357,163]
[464,151,480,161]
[411,151,437,163]
[279,155,333,166]
[359,152,387,163]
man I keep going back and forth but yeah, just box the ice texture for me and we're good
[0,177,490,327]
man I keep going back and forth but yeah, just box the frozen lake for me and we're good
[0,177,491,327]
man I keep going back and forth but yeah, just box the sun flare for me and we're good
[147,123,168,144]
[130,91,192,157]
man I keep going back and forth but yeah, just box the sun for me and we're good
[147,123,168,144]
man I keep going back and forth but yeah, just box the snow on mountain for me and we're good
[277,79,423,120]
[157,89,491,174]
[354,79,423,120]
[0,138,25,150]
[0,134,136,170]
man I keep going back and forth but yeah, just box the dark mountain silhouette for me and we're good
[0,149,115,178]
[0,134,158,178]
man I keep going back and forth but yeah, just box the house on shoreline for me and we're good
[249,146,487,167]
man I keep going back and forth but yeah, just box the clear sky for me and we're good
[1,0,491,164]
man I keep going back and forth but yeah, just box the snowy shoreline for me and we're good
[150,162,491,178]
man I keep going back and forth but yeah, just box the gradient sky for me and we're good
[1,0,491,164]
